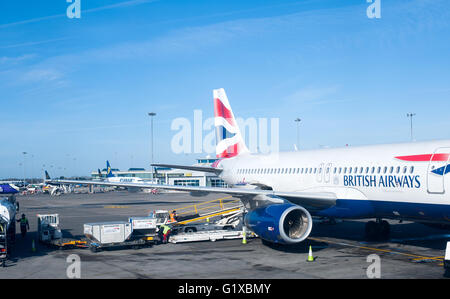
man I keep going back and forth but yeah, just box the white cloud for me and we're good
[21,68,63,82]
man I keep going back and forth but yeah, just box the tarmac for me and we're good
[1,191,449,279]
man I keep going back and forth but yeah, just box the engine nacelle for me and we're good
[244,203,313,244]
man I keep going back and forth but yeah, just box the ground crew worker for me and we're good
[169,210,177,222]
[159,224,172,244]
[17,214,29,238]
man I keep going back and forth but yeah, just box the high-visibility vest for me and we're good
[170,213,176,222]
[20,218,28,225]
[162,225,171,235]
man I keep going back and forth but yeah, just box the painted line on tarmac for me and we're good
[104,206,130,209]
[308,237,444,265]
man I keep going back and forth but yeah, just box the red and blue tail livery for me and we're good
[213,88,249,159]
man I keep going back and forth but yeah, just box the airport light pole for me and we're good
[148,112,156,181]
[22,151,27,186]
[407,113,416,142]
[295,118,301,149]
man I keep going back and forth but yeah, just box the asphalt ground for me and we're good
[1,191,449,279]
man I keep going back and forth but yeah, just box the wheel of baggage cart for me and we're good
[90,245,99,253]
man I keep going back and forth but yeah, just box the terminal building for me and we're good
[91,157,229,188]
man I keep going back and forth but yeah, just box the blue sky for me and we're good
[1,0,449,179]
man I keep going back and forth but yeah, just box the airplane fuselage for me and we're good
[217,140,450,224]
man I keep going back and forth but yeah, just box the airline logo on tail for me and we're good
[106,161,115,178]
[213,88,249,158]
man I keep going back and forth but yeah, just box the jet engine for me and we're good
[244,203,313,244]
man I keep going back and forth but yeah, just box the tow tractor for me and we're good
[37,214,87,249]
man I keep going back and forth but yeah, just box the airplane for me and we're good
[95,161,144,193]
[47,88,450,245]
[103,161,144,185]
[0,184,20,195]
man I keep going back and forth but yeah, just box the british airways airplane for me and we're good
[49,88,450,245]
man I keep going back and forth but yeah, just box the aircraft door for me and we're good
[427,148,450,194]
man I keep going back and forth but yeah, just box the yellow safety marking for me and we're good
[176,196,233,215]
[176,208,242,225]
[176,196,239,216]
[308,237,445,264]
[103,205,130,209]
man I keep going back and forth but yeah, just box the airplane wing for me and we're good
[152,164,223,175]
[45,178,336,210]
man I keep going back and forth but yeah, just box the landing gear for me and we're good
[365,219,390,240]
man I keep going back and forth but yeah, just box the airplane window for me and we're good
[390,167,394,174]
[333,168,337,174]
[289,168,292,174]
[371,167,375,174]
[403,166,407,174]
[377,167,381,174]
[366,167,369,174]
[384,167,388,174]
[349,167,352,174]
[319,168,322,174]
[326,167,330,174]
[410,166,414,173]
[360,167,364,173]
[339,167,342,174]
[314,168,317,174]
[396,166,400,174]
[344,167,347,174]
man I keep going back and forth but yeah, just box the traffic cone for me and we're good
[242,227,247,245]
[307,245,314,262]
[31,239,36,253]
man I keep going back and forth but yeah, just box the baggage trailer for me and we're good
[168,208,257,244]
[84,220,158,253]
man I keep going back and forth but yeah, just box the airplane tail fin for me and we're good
[45,170,51,180]
[213,88,249,158]
[106,161,115,178]
[98,169,102,178]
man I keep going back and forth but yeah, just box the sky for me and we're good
[0,0,449,179]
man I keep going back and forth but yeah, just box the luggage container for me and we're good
[84,221,132,244]
[129,216,157,236]
[84,221,154,252]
